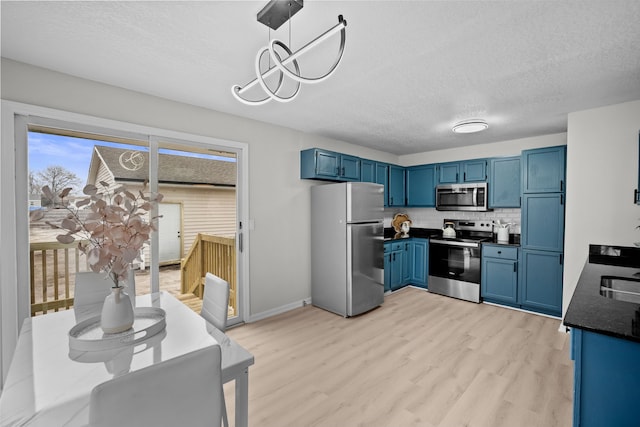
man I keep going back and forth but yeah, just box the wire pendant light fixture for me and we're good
[232,0,347,106]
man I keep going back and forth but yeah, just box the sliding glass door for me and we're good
[23,118,244,325]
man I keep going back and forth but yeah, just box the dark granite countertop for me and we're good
[564,245,640,343]
[484,234,521,246]
[384,227,521,246]
[384,227,440,241]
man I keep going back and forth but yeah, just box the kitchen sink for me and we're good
[600,275,640,304]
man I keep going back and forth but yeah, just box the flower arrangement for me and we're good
[30,182,163,287]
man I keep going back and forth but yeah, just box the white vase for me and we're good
[497,227,510,243]
[101,286,135,334]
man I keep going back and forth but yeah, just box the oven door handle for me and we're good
[473,187,478,207]
[430,239,480,248]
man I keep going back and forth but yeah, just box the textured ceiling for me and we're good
[2,1,640,155]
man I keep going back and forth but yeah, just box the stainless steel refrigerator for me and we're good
[311,182,385,317]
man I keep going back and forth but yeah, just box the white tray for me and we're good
[69,307,166,351]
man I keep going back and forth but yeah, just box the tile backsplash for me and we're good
[384,208,522,234]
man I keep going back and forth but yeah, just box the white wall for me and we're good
[564,100,640,315]
[0,58,396,322]
[4,58,638,327]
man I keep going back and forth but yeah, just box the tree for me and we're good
[28,171,42,196]
[34,166,81,207]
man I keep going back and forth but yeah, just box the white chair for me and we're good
[201,273,231,427]
[73,272,113,322]
[89,345,224,427]
[201,273,230,332]
[74,271,113,307]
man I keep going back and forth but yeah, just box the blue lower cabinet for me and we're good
[410,239,428,288]
[520,249,563,316]
[383,244,391,292]
[401,241,412,286]
[384,239,429,291]
[481,245,518,305]
[384,242,404,291]
[571,328,640,427]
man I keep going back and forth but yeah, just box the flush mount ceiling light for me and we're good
[452,119,489,134]
[232,0,347,106]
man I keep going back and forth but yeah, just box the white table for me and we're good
[0,292,254,427]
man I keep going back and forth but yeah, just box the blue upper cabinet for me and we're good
[341,154,360,180]
[437,162,460,184]
[521,193,565,252]
[300,148,361,181]
[360,159,375,183]
[636,134,640,204]
[375,162,390,206]
[522,145,566,193]
[388,165,405,207]
[436,159,488,184]
[489,156,521,208]
[406,164,436,207]
[462,159,489,182]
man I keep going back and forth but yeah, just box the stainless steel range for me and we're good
[428,219,493,303]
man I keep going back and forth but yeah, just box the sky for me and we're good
[28,132,236,189]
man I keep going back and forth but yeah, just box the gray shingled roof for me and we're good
[94,146,236,187]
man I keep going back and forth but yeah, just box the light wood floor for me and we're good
[224,287,573,427]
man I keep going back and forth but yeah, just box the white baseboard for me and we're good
[248,297,312,323]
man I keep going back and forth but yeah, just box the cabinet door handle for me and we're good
[561,194,564,205]
[514,262,517,272]
[456,173,459,181]
[463,172,466,181]
[560,180,564,191]
[635,189,639,204]
[559,254,563,265]
[497,250,502,254]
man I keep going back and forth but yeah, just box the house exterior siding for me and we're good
[160,185,236,258]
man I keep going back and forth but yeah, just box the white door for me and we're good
[158,203,182,263]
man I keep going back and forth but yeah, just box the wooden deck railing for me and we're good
[181,234,236,314]
[30,234,236,317]
[29,240,89,316]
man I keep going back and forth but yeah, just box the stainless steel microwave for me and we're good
[435,182,491,211]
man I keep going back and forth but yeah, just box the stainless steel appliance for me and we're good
[428,219,493,303]
[311,182,385,316]
[436,182,491,211]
